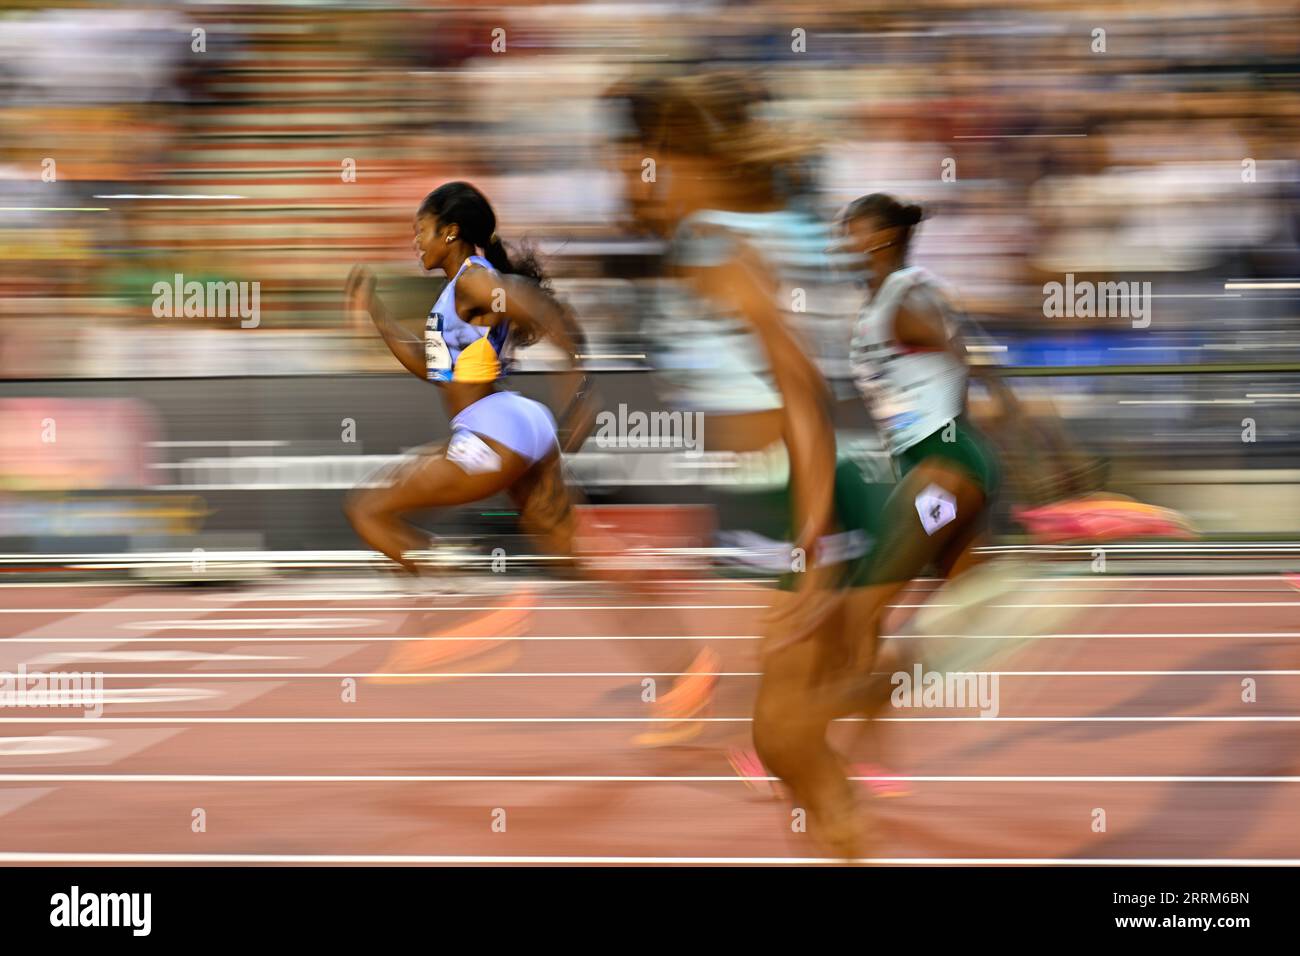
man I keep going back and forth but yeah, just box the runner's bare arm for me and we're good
[898,283,1020,412]
[346,265,425,379]
[894,285,953,352]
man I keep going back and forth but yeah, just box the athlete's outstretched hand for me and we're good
[346,265,425,378]
[344,264,377,330]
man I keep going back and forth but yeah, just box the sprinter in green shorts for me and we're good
[745,193,1005,857]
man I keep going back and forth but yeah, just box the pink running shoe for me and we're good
[727,749,912,798]
[727,747,779,796]
[853,762,913,798]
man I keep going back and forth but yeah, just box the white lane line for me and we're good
[956,669,1300,676]
[0,605,767,614]
[1008,587,1300,594]
[3,542,1297,558]
[0,773,1296,784]
[0,689,223,706]
[2,633,1295,645]
[39,669,1300,679]
[885,632,1300,640]
[1012,576,1300,583]
[147,440,288,447]
[0,583,138,589]
[39,672,765,679]
[876,716,1300,723]
[96,688,225,704]
[1,601,1295,615]
[0,852,1294,866]
[31,652,296,665]
[0,730,182,767]
[93,193,246,200]
[985,602,1300,609]
[977,543,1300,553]
[980,669,1300,676]
[122,618,381,632]
[0,635,764,643]
[1,716,1299,725]
[0,574,1284,591]
[190,584,775,602]
[0,738,110,757]
[277,574,1300,585]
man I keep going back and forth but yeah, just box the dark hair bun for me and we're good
[844,192,926,232]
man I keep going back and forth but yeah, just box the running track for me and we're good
[0,571,1298,866]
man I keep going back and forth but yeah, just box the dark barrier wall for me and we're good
[2,371,1297,552]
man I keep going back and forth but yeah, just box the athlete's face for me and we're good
[412,213,456,273]
[844,215,900,266]
[616,141,665,235]
[616,142,709,237]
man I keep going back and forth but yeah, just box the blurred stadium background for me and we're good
[0,0,1297,572]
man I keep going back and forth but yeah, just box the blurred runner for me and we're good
[724,195,1006,856]
[344,181,595,676]
[607,72,855,746]
[608,75,899,801]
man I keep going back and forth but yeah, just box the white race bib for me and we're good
[425,319,452,381]
[915,484,957,535]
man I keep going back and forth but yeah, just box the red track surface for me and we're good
[0,573,1297,865]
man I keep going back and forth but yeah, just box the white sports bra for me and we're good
[849,266,968,455]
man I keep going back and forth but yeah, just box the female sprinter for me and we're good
[607,75,906,813]
[841,193,1001,602]
[749,194,1004,857]
[343,182,593,640]
[347,181,728,742]
[604,73,852,747]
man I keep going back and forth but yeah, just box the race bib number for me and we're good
[915,484,957,535]
[425,316,452,382]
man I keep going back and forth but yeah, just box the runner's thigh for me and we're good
[868,460,987,586]
[364,432,533,513]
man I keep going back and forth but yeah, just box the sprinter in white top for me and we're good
[850,262,969,457]
[741,194,1004,858]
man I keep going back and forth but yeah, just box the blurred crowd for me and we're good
[0,0,1296,548]
[0,0,1296,380]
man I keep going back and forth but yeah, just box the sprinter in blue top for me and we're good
[343,182,594,577]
